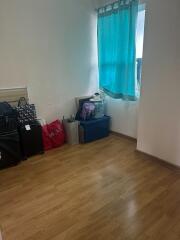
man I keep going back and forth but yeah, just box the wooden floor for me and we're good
[0,135,180,240]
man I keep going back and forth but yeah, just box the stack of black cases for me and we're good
[0,102,44,169]
[18,120,44,159]
[0,117,22,169]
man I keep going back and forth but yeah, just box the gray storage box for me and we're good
[63,120,79,145]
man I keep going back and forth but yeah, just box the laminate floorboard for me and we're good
[0,135,180,240]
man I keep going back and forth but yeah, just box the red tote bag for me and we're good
[42,120,65,151]
[47,120,65,148]
[42,124,53,151]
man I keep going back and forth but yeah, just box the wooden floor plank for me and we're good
[0,135,180,240]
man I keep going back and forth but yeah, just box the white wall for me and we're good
[137,0,180,166]
[106,97,138,138]
[0,0,98,121]
[0,0,142,138]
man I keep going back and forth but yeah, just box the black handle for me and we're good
[18,97,27,107]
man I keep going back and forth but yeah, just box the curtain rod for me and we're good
[95,0,118,12]
[95,0,145,12]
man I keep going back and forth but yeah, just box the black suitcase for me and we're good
[0,130,22,169]
[18,121,44,159]
[0,116,17,132]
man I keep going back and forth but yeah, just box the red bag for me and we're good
[42,124,53,151]
[48,120,65,148]
[42,120,65,151]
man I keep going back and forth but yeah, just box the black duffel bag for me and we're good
[0,102,18,132]
[0,102,17,117]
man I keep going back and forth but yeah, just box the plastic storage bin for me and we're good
[93,100,105,119]
[79,116,110,143]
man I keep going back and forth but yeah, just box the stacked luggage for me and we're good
[18,121,44,159]
[0,102,22,169]
[75,96,111,143]
[15,97,44,159]
[0,99,44,170]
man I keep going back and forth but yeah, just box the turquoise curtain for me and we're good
[98,0,139,100]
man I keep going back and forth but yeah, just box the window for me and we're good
[97,1,146,100]
[136,5,146,96]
